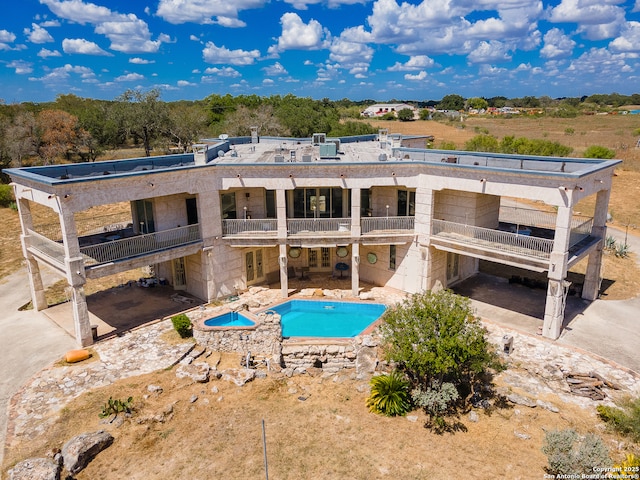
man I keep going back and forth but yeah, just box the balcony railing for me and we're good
[222,218,278,236]
[432,220,554,260]
[26,229,66,267]
[362,216,415,234]
[288,217,351,234]
[80,224,201,266]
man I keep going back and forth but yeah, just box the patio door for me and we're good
[172,257,187,290]
[245,248,265,285]
[308,247,331,272]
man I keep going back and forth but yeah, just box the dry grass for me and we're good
[2,353,624,480]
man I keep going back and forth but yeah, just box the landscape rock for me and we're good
[7,457,61,480]
[536,399,560,413]
[514,430,531,440]
[221,368,256,386]
[406,415,419,423]
[507,393,537,408]
[147,384,163,394]
[175,362,210,383]
[355,346,378,375]
[61,430,114,475]
[469,411,479,423]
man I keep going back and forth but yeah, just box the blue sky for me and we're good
[1,0,640,103]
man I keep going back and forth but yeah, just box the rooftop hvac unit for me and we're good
[302,154,312,162]
[378,153,388,161]
[312,133,327,145]
[319,142,337,158]
[275,155,285,163]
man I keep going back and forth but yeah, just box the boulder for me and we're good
[507,393,537,408]
[62,430,114,475]
[355,346,378,375]
[8,457,61,480]
[221,368,256,386]
[175,362,210,383]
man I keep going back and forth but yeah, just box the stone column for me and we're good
[279,243,288,298]
[542,205,573,339]
[196,191,220,303]
[351,242,360,297]
[582,189,611,301]
[17,197,48,310]
[276,189,287,239]
[59,211,92,346]
[415,185,434,292]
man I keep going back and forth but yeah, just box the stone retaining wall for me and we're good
[193,312,283,365]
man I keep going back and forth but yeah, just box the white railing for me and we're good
[432,220,554,260]
[288,217,351,234]
[80,224,201,266]
[362,216,415,234]
[26,229,66,266]
[222,219,278,236]
[569,217,594,247]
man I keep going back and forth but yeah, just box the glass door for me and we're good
[172,257,187,290]
[308,247,331,272]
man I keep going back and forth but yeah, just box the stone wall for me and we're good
[193,312,283,366]
[281,334,380,374]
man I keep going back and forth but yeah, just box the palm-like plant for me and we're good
[366,370,411,417]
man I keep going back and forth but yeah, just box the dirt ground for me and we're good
[1,345,627,480]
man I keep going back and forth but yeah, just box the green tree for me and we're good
[466,97,488,111]
[397,108,414,121]
[114,89,170,157]
[438,94,465,111]
[379,290,493,390]
[464,134,499,152]
[165,102,208,151]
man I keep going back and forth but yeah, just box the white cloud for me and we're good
[28,63,95,82]
[467,40,511,63]
[63,38,112,55]
[156,0,265,25]
[262,78,274,85]
[478,64,508,75]
[609,21,640,53]
[204,66,241,77]
[38,48,62,57]
[271,12,330,53]
[189,34,200,42]
[548,0,625,40]
[540,28,576,59]
[203,42,260,65]
[40,20,61,27]
[115,72,145,82]
[0,29,16,50]
[634,0,640,12]
[404,71,427,81]
[24,23,54,43]
[388,55,435,71]
[40,0,167,53]
[263,62,288,76]
[566,47,630,77]
[177,80,196,86]
[328,26,373,77]
[129,57,155,64]
[282,0,368,9]
[7,60,33,74]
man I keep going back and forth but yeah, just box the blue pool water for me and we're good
[204,311,255,327]
[269,300,386,338]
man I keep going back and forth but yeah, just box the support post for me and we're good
[279,244,288,299]
[351,243,360,297]
[583,189,611,301]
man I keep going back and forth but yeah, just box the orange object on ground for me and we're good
[65,349,90,363]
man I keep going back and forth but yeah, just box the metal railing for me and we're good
[26,229,66,267]
[569,217,594,247]
[287,217,351,234]
[432,220,554,260]
[362,216,415,234]
[222,218,278,236]
[80,224,201,266]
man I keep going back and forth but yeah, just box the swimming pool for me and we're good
[268,300,386,338]
[203,311,255,328]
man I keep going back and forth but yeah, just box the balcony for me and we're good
[362,216,415,235]
[26,225,202,272]
[288,218,351,237]
[222,218,278,237]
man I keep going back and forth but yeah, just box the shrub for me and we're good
[464,134,499,152]
[99,396,133,419]
[366,371,411,417]
[615,243,630,258]
[614,453,640,471]
[397,108,414,122]
[584,145,616,159]
[411,381,459,429]
[542,429,611,476]
[597,396,640,442]
[438,141,457,151]
[171,313,193,338]
[0,184,15,208]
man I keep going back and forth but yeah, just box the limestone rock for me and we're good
[176,362,210,383]
[514,430,531,440]
[355,346,378,375]
[8,457,61,480]
[147,384,163,394]
[221,368,256,386]
[536,399,560,413]
[507,393,537,408]
[62,430,114,475]
[469,411,479,423]
[406,415,419,423]
[358,291,375,300]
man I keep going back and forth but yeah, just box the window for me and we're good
[134,199,155,234]
[186,198,198,225]
[221,192,236,219]
[397,190,416,216]
[265,190,276,218]
[389,245,396,271]
[288,188,345,218]
[361,189,372,216]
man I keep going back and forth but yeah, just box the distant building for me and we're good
[361,103,416,118]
